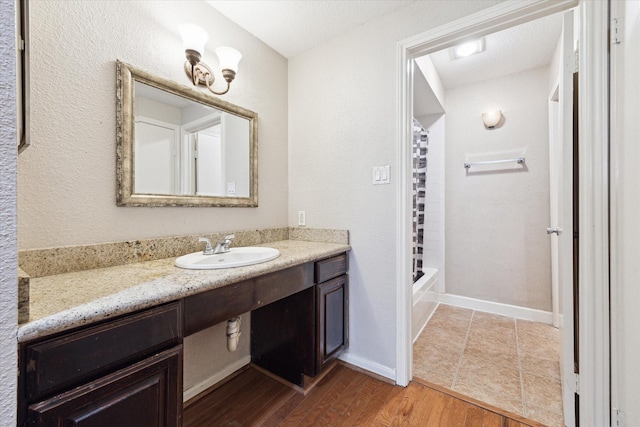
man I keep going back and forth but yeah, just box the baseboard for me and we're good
[433,292,554,324]
[183,356,251,402]
[338,352,396,382]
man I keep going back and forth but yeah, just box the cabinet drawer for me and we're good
[315,253,348,283]
[27,346,182,427]
[23,302,182,401]
[184,263,314,336]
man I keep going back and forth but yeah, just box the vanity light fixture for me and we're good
[178,23,242,96]
[482,110,504,129]
[451,38,485,60]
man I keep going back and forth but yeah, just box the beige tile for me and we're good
[520,353,561,381]
[523,373,563,415]
[467,324,517,349]
[455,384,524,417]
[427,311,469,335]
[526,404,565,427]
[518,332,560,361]
[471,311,516,331]
[412,369,454,389]
[517,319,560,343]
[416,324,467,348]
[464,336,519,368]
[455,357,523,399]
[413,341,462,376]
[435,304,474,318]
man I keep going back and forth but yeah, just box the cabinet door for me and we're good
[316,275,348,372]
[27,346,182,427]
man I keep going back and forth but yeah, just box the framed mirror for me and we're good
[116,60,258,207]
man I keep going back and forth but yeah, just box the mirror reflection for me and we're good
[116,61,258,207]
[134,82,250,198]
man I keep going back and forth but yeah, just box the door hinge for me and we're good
[573,47,579,73]
[574,373,580,394]
[611,18,622,45]
[614,408,624,427]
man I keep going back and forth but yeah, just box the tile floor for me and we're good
[413,304,564,427]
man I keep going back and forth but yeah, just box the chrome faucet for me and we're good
[199,235,235,255]
[212,234,235,254]
[199,237,215,255]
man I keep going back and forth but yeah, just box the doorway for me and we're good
[396,1,610,425]
[407,10,573,426]
[390,2,604,424]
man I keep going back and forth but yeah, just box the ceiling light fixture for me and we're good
[451,38,485,60]
[179,23,242,96]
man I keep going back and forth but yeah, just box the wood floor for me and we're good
[183,364,548,426]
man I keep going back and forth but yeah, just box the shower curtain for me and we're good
[412,119,428,283]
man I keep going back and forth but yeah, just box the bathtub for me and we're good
[412,268,439,343]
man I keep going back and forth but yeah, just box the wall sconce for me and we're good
[482,110,504,129]
[178,23,242,96]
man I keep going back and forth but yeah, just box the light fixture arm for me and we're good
[183,58,234,96]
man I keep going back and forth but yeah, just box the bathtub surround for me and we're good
[412,119,428,282]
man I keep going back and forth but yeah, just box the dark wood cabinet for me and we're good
[26,347,182,427]
[316,274,348,372]
[251,253,349,387]
[19,302,183,427]
[19,250,349,425]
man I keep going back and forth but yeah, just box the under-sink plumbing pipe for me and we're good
[226,316,241,352]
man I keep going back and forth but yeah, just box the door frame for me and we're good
[395,1,610,425]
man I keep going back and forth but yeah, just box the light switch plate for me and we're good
[373,166,390,185]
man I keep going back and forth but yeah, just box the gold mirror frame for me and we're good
[116,60,258,207]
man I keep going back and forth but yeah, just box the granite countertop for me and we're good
[18,240,350,343]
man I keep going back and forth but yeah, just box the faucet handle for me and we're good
[224,234,235,241]
[199,237,214,255]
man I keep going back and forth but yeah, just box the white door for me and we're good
[551,10,577,427]
[195,129,224,196]
[134,118,179,194]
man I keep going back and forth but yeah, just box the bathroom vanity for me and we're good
[17,239,349,427]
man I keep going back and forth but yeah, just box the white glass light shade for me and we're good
[178,23,209,54]
[215,47,242,72]
[482,110,504,128]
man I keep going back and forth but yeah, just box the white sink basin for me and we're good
[175,247,280,270]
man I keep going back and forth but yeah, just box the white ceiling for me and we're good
[206,1,563,90]
[426,12,564,89]
[206,0,415,58]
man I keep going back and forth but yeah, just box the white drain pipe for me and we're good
[226,316,241,352]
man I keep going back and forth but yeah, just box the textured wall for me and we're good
[17,0,288,399]
[445,66,551,311]
[0,0,18,423]
[288,1,501,377]
[18,1,288,250]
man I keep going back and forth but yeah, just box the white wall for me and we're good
[16,0,288,401]
[288,0,502,378]
[0,0,18,423]
[613,0,640,423]
[445,66,551,311]
[18,0,288,250]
